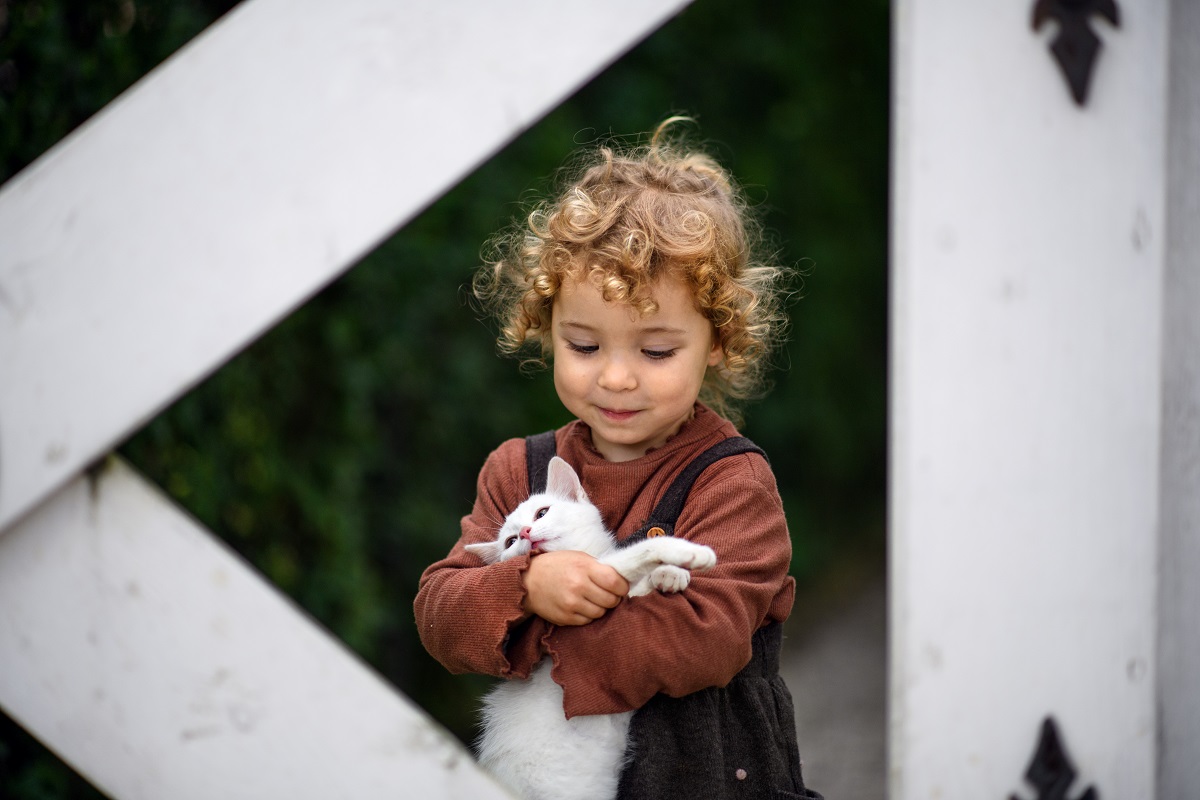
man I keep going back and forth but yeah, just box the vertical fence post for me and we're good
[889,0,1187,796]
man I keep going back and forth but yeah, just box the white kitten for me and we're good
[464,456,716,800]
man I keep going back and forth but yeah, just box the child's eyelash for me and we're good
[565,342,676,359]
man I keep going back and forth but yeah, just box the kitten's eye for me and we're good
[504,535,518,549]
[534,506,550,520]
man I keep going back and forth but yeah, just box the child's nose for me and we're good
[597,355,637,391]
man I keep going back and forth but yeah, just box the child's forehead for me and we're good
[554,271,703,328]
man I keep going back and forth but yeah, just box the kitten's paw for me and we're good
[650,565,691,593]
[677,543,716,572]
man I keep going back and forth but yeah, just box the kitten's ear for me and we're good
[546,457,588,503]
[464,541,501,564]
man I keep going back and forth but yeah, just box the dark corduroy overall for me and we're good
[525,433,823,800]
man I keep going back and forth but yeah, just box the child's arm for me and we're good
[413,440,553,679]
[542,453,796,718]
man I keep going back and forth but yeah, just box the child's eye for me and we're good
[643,348,677,360]
[534,506,550,520]
[504,535,519,548]
[566,342,598,355]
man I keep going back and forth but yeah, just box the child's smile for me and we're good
[551,273,723,462]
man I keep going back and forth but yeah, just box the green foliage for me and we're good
[0,0,239,183]
[0,0,889,789]
[0,728,102,800]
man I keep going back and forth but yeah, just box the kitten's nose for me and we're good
[519,526,532,540]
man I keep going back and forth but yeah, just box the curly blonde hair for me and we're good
[474,118,791,424]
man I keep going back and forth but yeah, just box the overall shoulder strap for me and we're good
[625,436,767,545]
[524,430,558,494]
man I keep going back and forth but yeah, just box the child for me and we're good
[414,119,821,800]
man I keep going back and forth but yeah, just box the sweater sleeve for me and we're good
[413,440,551,679]
[545,453,796,718]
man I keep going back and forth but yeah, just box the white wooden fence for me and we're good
[0,1,690,797]
[5,1,1199,798]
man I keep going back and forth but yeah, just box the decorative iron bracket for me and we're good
[1031,0,1121,106]
[1009,717,1099,800]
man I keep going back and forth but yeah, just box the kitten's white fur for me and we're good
[463,456,716,800]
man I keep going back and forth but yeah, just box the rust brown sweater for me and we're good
[413,404,796,718]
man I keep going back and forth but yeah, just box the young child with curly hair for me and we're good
[414,118,821,800]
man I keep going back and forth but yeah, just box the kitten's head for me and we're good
[465,457,609,563]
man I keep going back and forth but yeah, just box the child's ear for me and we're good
[707,336,724,368]
[546,457,588,503]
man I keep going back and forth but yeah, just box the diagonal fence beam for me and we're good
[0,0,692,532]
[0,457,506,799]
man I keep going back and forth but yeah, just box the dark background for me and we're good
[0,1,889,796]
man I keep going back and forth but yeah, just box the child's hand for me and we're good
[522,550,629,626]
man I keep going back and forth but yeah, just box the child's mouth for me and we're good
[600,407,638,421]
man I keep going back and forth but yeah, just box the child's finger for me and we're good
[555,597,607,626]
[582,584,623,611]
[589,563,629,597]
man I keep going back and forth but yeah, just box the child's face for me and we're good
[551,273,723,462]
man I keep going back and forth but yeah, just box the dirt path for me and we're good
[780,567,887,799]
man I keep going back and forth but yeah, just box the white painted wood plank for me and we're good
[1159,0,1200,794]
[0,0,691,531]
[0,457,511,799]
[890,1,1165,797]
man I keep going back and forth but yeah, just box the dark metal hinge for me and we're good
[1009,716,1099,800]
[1032,0,1121,106]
